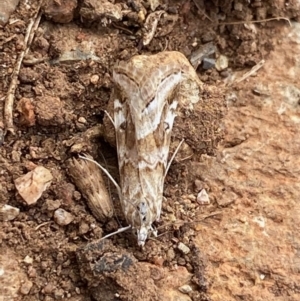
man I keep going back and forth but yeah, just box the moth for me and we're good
[110,51,202,246]
[82,52,202,246]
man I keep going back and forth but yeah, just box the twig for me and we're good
[192,0,213,22]
[0,34,17,46]
[219,17,291,27]
[35,221,52,230]
[233,59,265,85]
[4,7,42,135]
[23,57,48,66]
[158,211,223,230]
[112,22,133,35]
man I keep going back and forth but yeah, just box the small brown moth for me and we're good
[111,51,202,246]
[81,51,202,246]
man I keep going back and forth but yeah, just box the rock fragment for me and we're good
[14,166,53,205]
[79,0,122,25]
[189,42,216,69]
[196,189,210,205]
[54,208,74,226]
[215,55,229,71]
[35,96,65,127]
[17,98,36,127]
[202,58,216,70]
[0,0,20,25]
[0,204,20,221]
[20,279,33,295]
[179,284,193,294]
[178,242,191,255]
[42,0,78,23]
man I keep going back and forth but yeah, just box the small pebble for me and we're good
[53,288,65,299]
[177,257,186,266]
[54,208,74,226]
[220,69,230,78]
[43,282,55,294]
[78,117,87,124]
[20,280,33,295]
[152,256,164,266]
[197,189,210,205]
[46,199,61,211]
[90,74,99,85]
[11,150,21,162]
[167,248,176,261]
[23,255,33,265]
[28,266,37,278]
[177,242,190,255]
[178,284,193,294]
[202,57,215,70]
[78,221,90,235]
[0,204,20,221]
[215,54,229,71]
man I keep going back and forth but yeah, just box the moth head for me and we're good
[134,201,155,246]
[137,225,148,247]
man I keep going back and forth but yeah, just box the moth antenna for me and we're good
[164,138,185,179]
[104,110,116,129]
[78,154,122,199]
[100,225,132,241]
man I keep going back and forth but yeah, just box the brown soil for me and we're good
[1,1,300,301]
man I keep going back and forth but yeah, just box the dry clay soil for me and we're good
[1,1,300,301]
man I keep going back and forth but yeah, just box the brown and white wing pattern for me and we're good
[112,51,202,246]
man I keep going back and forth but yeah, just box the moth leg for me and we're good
[164,138,185,178]
[100,225,132,241]
[151,225,158,237]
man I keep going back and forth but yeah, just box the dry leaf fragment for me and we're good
[17,97,36,126]
[14,166,53,205]
[67,156,114,222]
[143,10,165,46]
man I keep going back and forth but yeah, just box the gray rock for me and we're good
[202,57,216,70]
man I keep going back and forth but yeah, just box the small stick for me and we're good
[35,221,52,231]
[0,34,17,46]
[156,211,223,235]
[112,23,133,35]
[191,0,213,22]
[219,17,291,27]
[4,7,42,135]
[233,59,265,85]
[23,57,48,66]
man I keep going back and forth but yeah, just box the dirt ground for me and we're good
[1,1,300,301]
